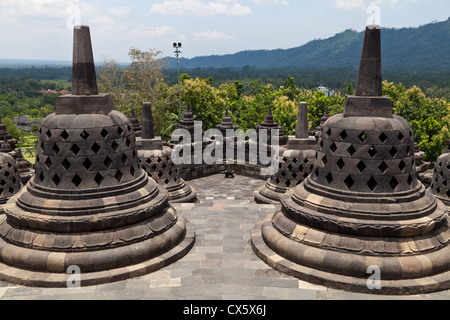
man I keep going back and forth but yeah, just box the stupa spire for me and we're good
[141,102,155,140]
[72,25,98,95]
[355,25,382,97]
[344,24,392,118]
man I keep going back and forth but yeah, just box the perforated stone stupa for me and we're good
[252,25,450,295]
[0,148,21,213]
[429,140,450,207]
[254,102,316,204]
[137,102,197,203]
[0,26,195,287]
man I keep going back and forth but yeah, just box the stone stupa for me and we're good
[252,25,450,295]
[255,106,288,147]
[0,142,21,213]
[254,102,316,204]
[429,140,450,207]
[0,26,195,287]
[137,102,197,203]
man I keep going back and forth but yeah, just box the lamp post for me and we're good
[173,42,182,121]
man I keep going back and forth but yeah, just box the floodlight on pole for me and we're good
[174,42,182,121]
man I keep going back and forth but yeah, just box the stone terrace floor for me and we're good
[0,174,448,300]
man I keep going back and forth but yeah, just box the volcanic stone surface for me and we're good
[252,25,450,295]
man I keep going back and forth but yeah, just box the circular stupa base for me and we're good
[253,185,286,205]
[168,182,197,204]
[251,212,450,295]
[0,215,195,288]
[251,215,450,295]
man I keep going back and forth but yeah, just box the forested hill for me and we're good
[166,18,450,72]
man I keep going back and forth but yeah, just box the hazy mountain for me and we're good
[165,18,450,72]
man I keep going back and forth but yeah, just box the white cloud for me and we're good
[131,25,178,38]
[333,0,401,11]
[108,6,131,16]
[333,0,367,11]
[150,0,252,16]
[194,31,236,40]
[252,0,289,5]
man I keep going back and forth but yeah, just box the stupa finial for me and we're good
[72,25,98,96]
[141,102,155,140]
[355,24,382,97]
[343,24,392,118]
[296,102,309,139]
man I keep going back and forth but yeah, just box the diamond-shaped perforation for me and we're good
[39,172,44,182]
[94,173,104,186]
[356,160,367,173]
[368,146,377,158]
[60,130,69,141]
[379,133,388,143]
[326,128,332,137]
[82,158,93,170]
[80,130,89,140]
[115,170,123,182]
[126,138,131,148]
[46,129,52,139]
[358,132,368,143]
[117,127,124,135]
[52,174,61,186]
[52,144,60,155]
[326,172,333,184]
[336,158,345,170]
[72,173,82,188]
[104,156,112,169]
[407,174,413,186]
[347,145,356,156]
[367,177,377,191]
[0,180,6,187]
[379,161,388,174]
[330,142,337,153]
[121,154,128,165]
[62,158,71,171]
[390,177,399,190]
[389,147,398,158]
[45,157,52,169]
[101,129,109,139]
[70,144,80,155]
[4,171,9,178]
[399,160,406,172]
[344,175,355,190]
[111,141,119,152]
[322,155,328,166]
[130,166,135,177]
[8,187,14,194]
[339,130,348,141]
[398,132,405,142]
[91,143,101,155]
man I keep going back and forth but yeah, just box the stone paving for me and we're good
[0,174,448,300]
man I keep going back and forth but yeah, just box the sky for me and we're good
[0,0,448,62]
